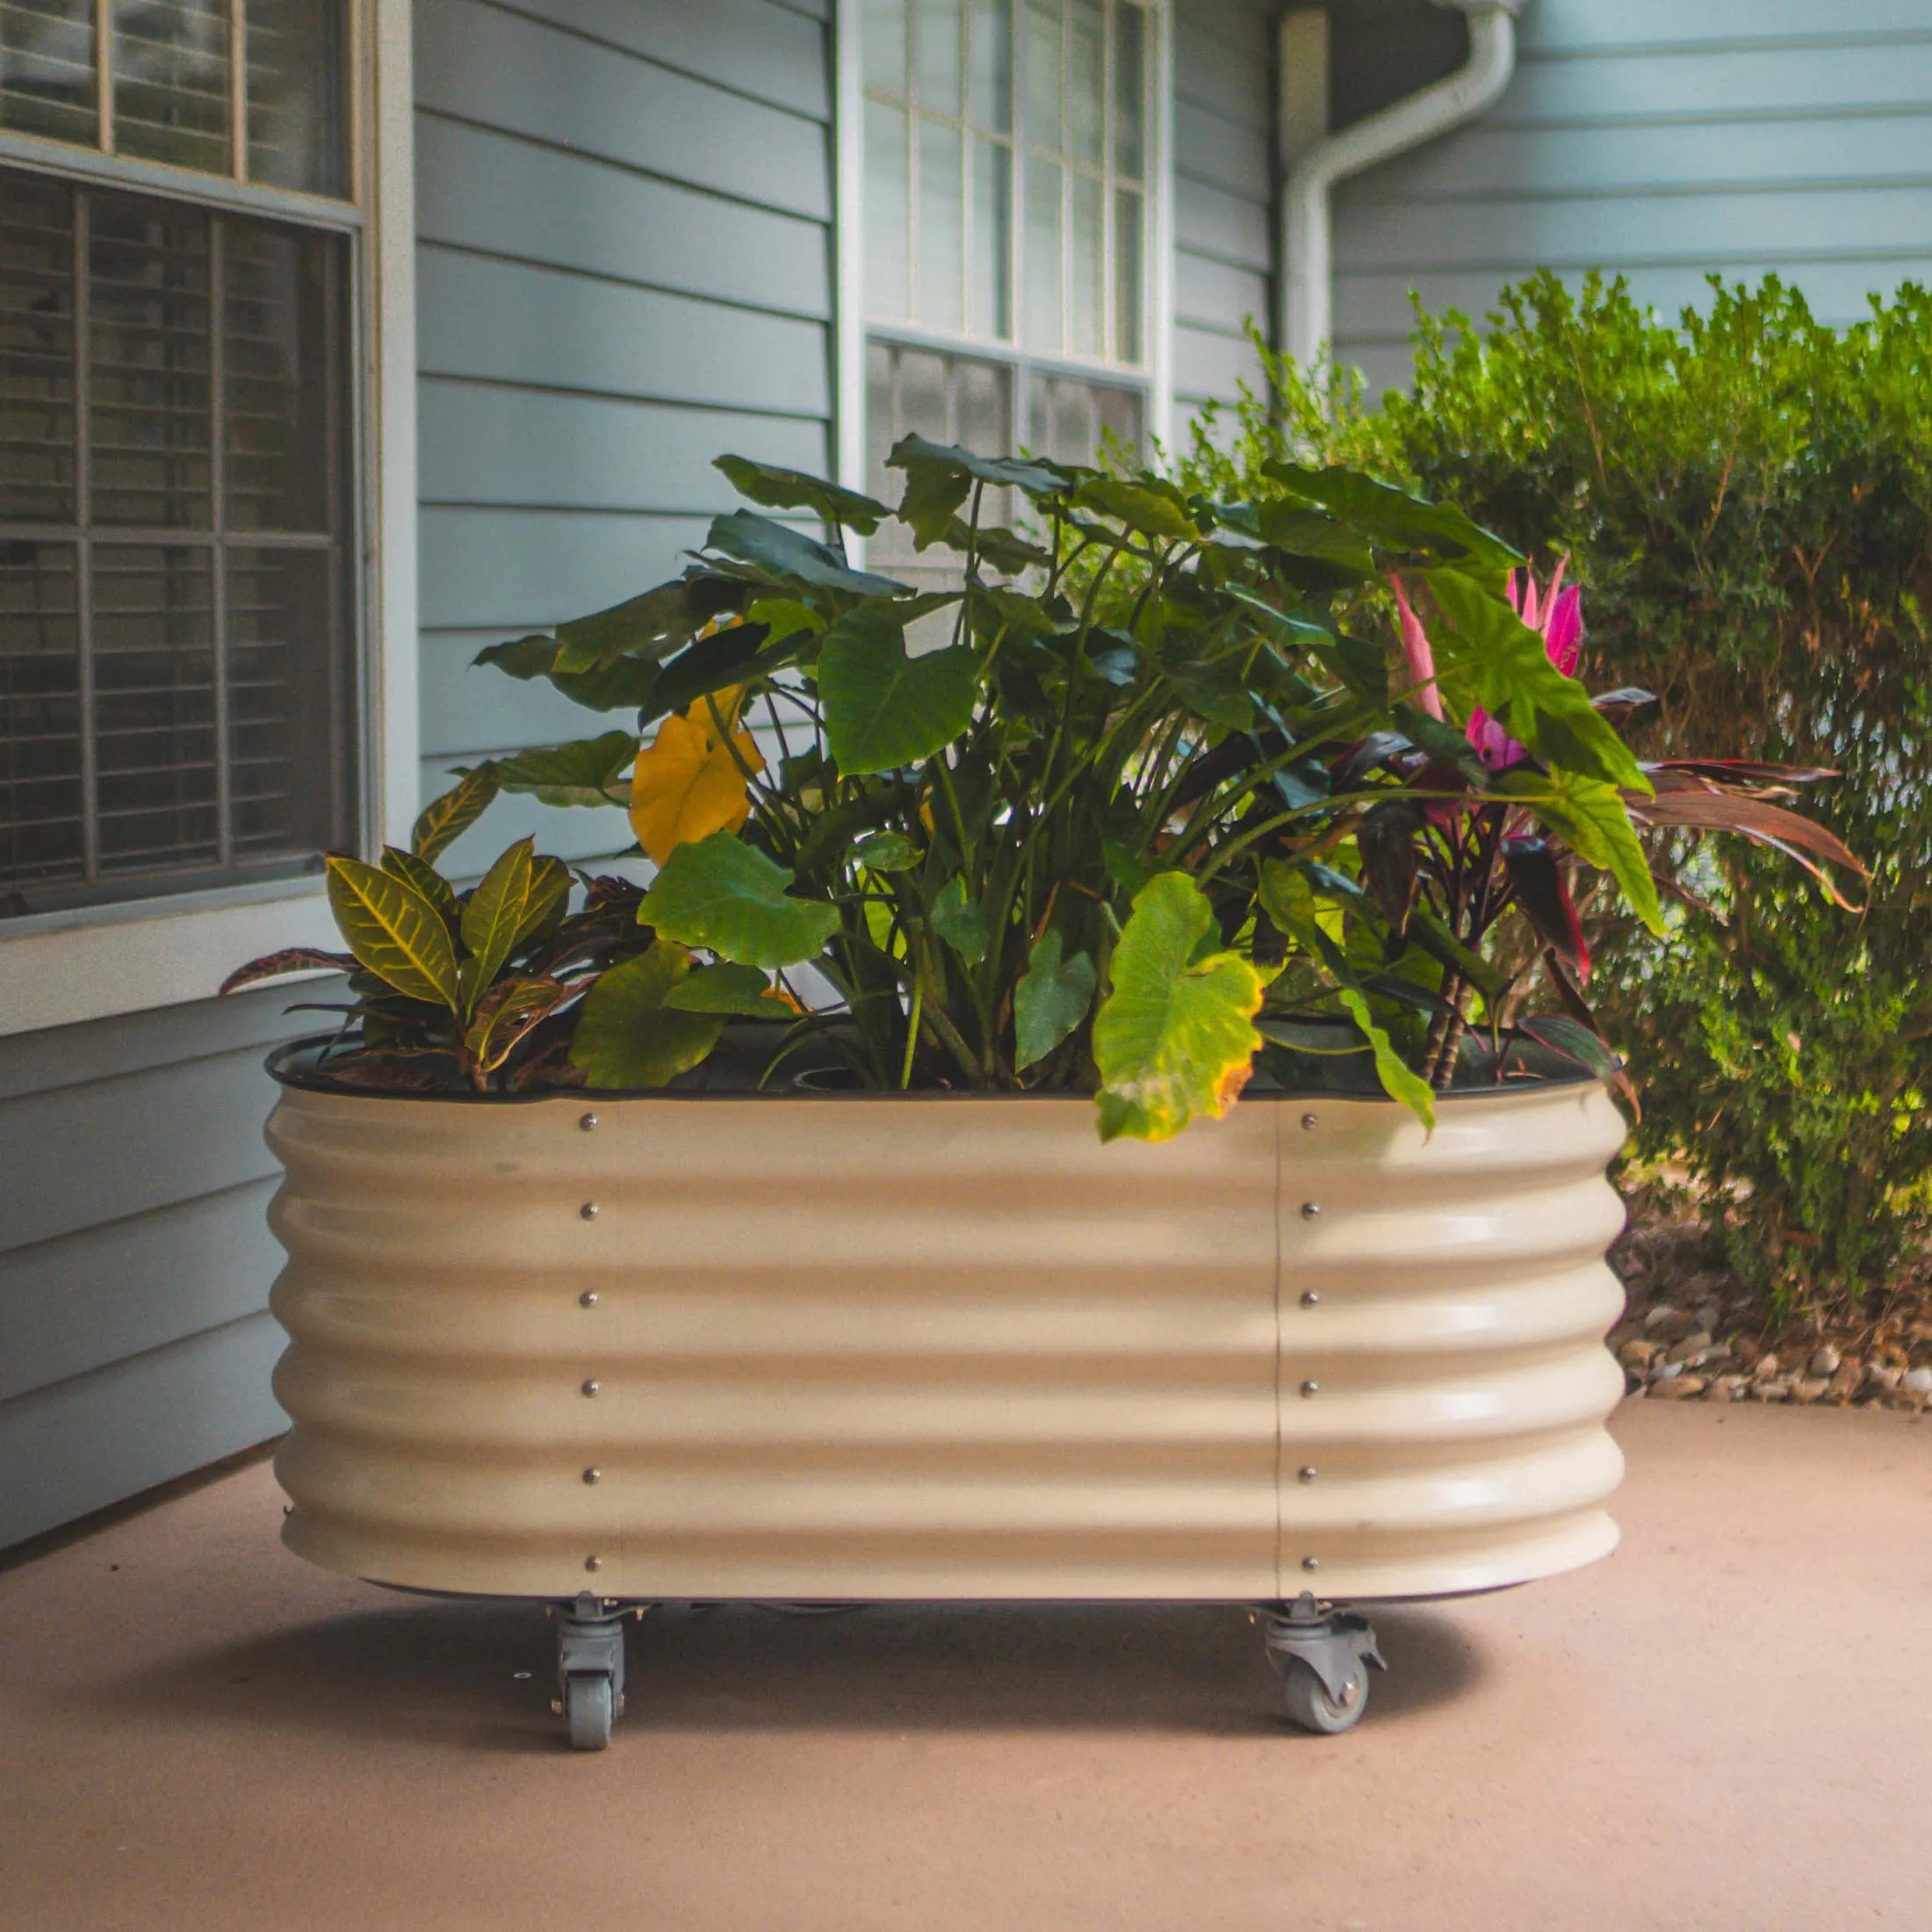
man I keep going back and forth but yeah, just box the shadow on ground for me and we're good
[77,1595,1484,1749]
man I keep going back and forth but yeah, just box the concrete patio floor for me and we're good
[1,1401,1927,1932]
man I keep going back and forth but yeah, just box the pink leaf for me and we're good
[1389,575,1444,722]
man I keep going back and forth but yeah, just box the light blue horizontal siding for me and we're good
[1171,0,1275,427]
[0,988,306,1548]
[413,0,836,881]
[1331,0,1932,384]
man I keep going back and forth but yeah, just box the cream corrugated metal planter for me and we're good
[263,1051,1627,1738]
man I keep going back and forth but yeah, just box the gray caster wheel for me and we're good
[564,1672,614,1751]
[1280,1654,1370,1734]
[555,1591,627,1751]
[1260,1591,1384,1736]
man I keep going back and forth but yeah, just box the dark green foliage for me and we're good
[1185,273,1932,1306]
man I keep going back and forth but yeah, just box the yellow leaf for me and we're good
[628,688,765,865]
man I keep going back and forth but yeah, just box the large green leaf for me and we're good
[706,509,908,596]
[660,960,791,1016]
[1334,984,1437,1129]
[1265,462,1521,573]
[648,624,802,721]
[551,573,746,675]
[715,454,890,535]
[568,942,724,1089]
[638,830,840,968]
[490,732,639,807]
[1073,476,1199,542]
[1498,768,1665,934]
[411,766,500,862]
[888,433,1071,547]
[819,605,980,775]
[515,855,573,948]
[458,838,536,1007]
[1424,568,1647,792]
[472,636,660,715]
[931,876,990,964]
[1092,873,1265,1142]
[1014,929,1097,1071]
[325,855,461,1011]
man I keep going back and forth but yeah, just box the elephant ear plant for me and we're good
[228,440,1858,1136]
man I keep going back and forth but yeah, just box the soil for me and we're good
[1608,1197,1932,1409]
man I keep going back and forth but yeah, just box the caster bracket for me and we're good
[1261,1590,1384,1707]
[556,1590,628,1739]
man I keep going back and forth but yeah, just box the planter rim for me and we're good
[264,1034,1598,1108]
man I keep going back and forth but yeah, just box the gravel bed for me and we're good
[1609,1208,1932,1409]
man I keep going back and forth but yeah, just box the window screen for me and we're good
[0,165,352,915]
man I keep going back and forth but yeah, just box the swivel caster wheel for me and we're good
[1279,1654,1371,1734]
[555,1591,628,1751]
[1261,1591,1384,1737]
[564,1672,615,1751]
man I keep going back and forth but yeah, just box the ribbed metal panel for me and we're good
[265,1078,1627,1603]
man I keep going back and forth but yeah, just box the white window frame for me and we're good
[0,0,417,1038]
[833,0,1174,498]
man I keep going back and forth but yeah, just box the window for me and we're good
[860,0,1157,541]
[0,2,357,919]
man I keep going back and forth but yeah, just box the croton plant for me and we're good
[227,440,1860,1139]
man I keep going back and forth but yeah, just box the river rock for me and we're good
[1809,1344,1842,1377]
[1828,1358,1864,1400]
[1644,1305,1698,1343]
[1903,1366,1932,1396]
[1752,1353,1780,1381]
[1666,1330,1715,1365]
[1651,1359,1684,1382]
[1619,1338,1662,1370]
[1651,1374,1708,1401]
[1864,1362,1904,1395]
[1790,1376,1831,1403]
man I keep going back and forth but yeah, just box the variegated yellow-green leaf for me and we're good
[411,765,500,861]
[628,688,765,865]
[1092,873,1264,1142]
[515,854,573,948]
[325,855,462,1011]
[568,941,724,1089]
[381,847,458,925]
[458,838,536,1009]
[464,976,572,1077]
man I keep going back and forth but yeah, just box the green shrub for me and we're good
[1184,272,1932,1311]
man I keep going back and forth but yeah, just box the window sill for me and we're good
[0,878,340,1040]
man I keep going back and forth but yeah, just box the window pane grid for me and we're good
[1,0,347,198]
[865,0,1150,375]
[0,161,350,914]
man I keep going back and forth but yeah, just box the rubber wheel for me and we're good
[565,1672,614,1751]
[1280,1656,1370,1735]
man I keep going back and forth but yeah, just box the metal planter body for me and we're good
[266,1078,1628,1604]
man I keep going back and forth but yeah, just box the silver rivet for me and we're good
[580,1113,599,1132]
[1301,1113,1318,1130]
[1301,1380,1320,1398]
[1299,1466,1317,1483]
[582,1467,601,1485]
[580,1201,599,1221]
[581,1378,601,1397]
[584,1555,602,1573]
[579,1290,599,1308]
[1301,1555,1320,1572]
[1301,1201,1320,1220]
[1301,1290,1320,1308]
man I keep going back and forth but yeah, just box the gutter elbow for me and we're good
[1280,0,1526,370]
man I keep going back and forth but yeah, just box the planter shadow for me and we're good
[77,1597,1482,1748]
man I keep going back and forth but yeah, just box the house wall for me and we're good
[1330,0,1932,393]
[1171,0,1279,436]
[411,0,838,878]
[0,991,295,1547]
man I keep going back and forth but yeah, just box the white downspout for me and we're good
[1280,0,1525,368]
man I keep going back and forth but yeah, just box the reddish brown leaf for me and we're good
[220,948,357,997]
